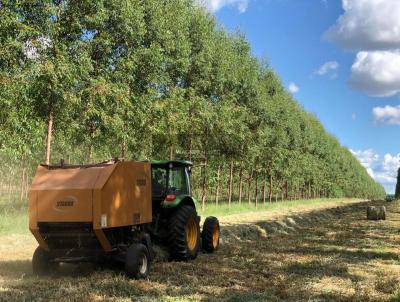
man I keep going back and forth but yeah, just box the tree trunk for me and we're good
[201,149,208,211]
[228,160,234,207]
[88,144,93,163]
[7,179,12,202]
[120,109,127,160]
[25,169,30,199]
[238,167,243,205]
[44,109,53,165]
[87,123,95,163]
[19,167,25,201]
[262,176,267,205]
[247,169,253,204]
[121,121,126,159]
[255,171,258,209]
[169,146,174,160]
[120,141,126,159]
[215,164,221,207]
[188,139,193,162]
[269,174,273,204]
[285,181,288,200]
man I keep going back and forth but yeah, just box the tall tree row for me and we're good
[0,0,385,204]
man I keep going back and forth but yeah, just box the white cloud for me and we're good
[373,105,400,125]
[325,1,400,97]
[351,148,400,193]
[325,0,400,51]
[197,0,249,13]
[375,153,400,186]
[351,113,357,121]
[349,51,400,97]
[288,82,299,94]
[315,61,339,76]
[350,149,379,178]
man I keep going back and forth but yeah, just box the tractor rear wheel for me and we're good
[201,216,220,253]
[125,243,150,279]
[32,246,57,276]
[168,205,200,261]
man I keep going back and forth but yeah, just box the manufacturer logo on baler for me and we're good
[52,196,78,212]
[56,200,74,207]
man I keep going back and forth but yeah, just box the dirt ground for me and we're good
[1,200,400,302]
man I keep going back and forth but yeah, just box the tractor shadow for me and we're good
[0,259,102,278]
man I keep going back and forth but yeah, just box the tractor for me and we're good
[29,160,220,279]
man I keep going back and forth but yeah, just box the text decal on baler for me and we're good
[57,201,74,207]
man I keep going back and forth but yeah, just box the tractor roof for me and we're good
[151,160,193,167]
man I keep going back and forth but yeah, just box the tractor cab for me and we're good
[150,160,193,206]
[149,160,219,260]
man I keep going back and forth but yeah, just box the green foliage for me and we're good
[0,0,385,203]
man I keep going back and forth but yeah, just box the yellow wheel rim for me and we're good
[186,217,198,251]
[212,224,219,248]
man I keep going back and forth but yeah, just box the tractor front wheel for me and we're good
[168,205,200,261]
[201,216,220,253]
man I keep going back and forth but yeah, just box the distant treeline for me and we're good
[0,0,385,205]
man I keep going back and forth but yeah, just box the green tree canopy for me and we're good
[0,0,385,203]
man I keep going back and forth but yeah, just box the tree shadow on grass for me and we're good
[2,200,400,302]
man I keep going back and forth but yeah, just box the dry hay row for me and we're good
[221,201,375,243]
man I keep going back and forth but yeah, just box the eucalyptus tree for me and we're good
[0,0,386,202]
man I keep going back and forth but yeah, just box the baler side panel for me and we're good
[139,163,152,223]
[93,187,113,252]
[99,162,152,229]
[92,165,117,229]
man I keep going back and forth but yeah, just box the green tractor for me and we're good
[150,160,220,260]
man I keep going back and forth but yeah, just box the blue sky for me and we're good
[201,0,400,193]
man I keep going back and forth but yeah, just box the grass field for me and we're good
[0,195,27,235]
[199,198,360,217]
[0,194,358,235]
[1,198,400,301]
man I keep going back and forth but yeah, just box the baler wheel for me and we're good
[125,243,150,279]
[201,216,220,253]
[32,246,57,276]
[168,205,200,261]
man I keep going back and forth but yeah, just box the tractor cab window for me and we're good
[152,168,167,197]
[151,165,190,197]
[168,167,189,195]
